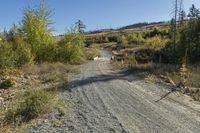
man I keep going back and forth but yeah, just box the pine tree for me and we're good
[188,4,200,19]
[75,20,86,33]
[179,10,186,21]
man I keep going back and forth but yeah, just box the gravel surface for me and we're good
[28,50,200,133]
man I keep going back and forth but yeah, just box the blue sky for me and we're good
[0,0,200,35]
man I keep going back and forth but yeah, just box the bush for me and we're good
[34,43,56,63]
[145,36,166,48]
[118,35,128,46]
[57,33,85,64]
[14,38,33,67]
[0,39,33,68]
[4,89,55,123]
[144,27,168,38]
[107,34,121,43]
[0,1,92,68]
[0,42,16,68]
[126,33,144,45]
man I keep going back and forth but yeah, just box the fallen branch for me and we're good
[156,75,186,102]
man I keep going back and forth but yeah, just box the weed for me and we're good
[21,63,75,76]
[41,72,68,83]
[58,108,65,117]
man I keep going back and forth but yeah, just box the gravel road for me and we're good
[29,50,200,133]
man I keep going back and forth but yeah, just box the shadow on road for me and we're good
[66,69,141,91]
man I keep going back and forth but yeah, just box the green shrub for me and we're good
[145,36,166,49]
[4,89,55,123]
[0,1,93,67]
[144,27,169,38]
[91,35,109,44]
[57,32,85,64]
[14,38,33,67]
[34,43,57,63]
[0,42,16,68]
[58,108,65,117]
[126,33,144,45]
[0,39,33,68]
[118,35,128,46]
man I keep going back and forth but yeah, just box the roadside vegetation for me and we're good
[86,4,200,101]
[0,8,88,68]
[0,1,97,132]
[0,0,200,131]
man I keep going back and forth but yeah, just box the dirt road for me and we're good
[29,50,200,133]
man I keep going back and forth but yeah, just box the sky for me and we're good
[0,0,200,35]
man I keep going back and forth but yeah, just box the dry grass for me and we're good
[0,69,21,77]
[124,62,200,101]
[131,63,200,88]
[0,62,75,132]
[21,62,76,76]
[186,67,200,88]
[0,88,62,132]
[117,61,200,88]
[40,71,68,83]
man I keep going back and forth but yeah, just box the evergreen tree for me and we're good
[188,4,200,19]
[179,10,186,22]
[3,24,22,42]
[75,20,86,33]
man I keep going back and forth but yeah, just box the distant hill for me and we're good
[119,21,167,30]
[56,21,170,38]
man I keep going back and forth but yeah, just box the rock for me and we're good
[0,97,4,101]
[44,119,48,123]
[0,97,4,105]
[93,56,99,60]
[24,75,30,79]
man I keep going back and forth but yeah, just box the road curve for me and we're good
[29,50,200,133]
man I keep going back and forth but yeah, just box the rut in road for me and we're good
[29,50,200,133]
